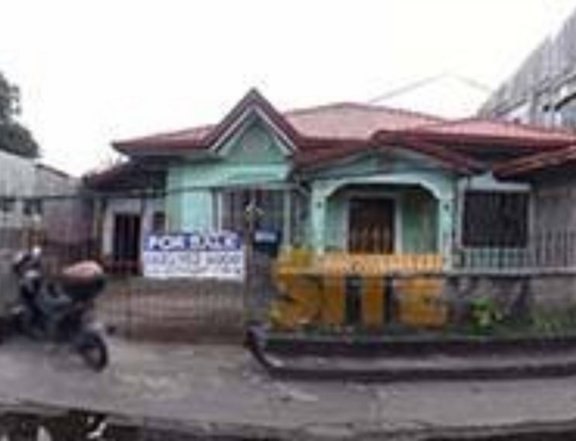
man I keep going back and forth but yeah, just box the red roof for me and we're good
[285,102,443,140]
[113,93,445,153]
[111,89,576,177]
[115,124,213,151]
[408,117,576,146]
[495,144,576,178]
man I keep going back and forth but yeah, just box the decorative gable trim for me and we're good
[206,88,299,156]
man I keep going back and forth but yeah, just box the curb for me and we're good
[246,326,576,382]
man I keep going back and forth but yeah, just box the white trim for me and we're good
[318,174,452,201]
[458,172,531,193]
[283,190,292,247]
[343,190,403,253]
[213,190,223,230]
[210,106,296,156]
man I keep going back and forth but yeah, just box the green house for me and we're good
[86,89,576,272]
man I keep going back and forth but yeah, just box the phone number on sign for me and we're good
[142,250,245,279]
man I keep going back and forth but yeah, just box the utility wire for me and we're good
[367,72,492,104]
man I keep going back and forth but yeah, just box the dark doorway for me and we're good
[348,198,395,253]
[112,213,141,274]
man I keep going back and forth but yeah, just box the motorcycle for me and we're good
[9,247,109,371]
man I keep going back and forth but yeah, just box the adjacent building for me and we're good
[480,6,576,129]
[0,150,89,264]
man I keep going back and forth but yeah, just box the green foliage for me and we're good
[531,307,576,336]
[470,297,503,334]
[0,71,39,158]
[0,123,39,158]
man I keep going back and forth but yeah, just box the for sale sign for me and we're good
[142,231,245,281]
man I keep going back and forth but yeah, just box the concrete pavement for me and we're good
[1,337,576,439]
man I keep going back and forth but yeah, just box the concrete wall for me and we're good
[443,272,576,326]
[532,175,576,233]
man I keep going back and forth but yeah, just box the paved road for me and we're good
[1,337,576,439]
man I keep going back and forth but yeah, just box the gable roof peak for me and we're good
[205,88,299,152]
[236,87,269,109]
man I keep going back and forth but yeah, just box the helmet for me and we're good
[12,251,31,276]
[12,247,42,276]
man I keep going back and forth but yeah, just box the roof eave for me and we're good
[406,131,575,149]
[372,131,485,175]
[494,145,576,178]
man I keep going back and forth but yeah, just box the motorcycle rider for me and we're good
[12,248,77,338]
[10,247,109,370]
[12,247,44,332]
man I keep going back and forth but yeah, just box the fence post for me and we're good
[383,274,397,326]
[243,190,257,326]
[344,274,362,327]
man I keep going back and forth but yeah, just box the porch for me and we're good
[319,183,442,255]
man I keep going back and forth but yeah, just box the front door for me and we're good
[348,198,395,253]
[112,213,141,273]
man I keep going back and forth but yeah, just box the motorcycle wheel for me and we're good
[76,332,108,371]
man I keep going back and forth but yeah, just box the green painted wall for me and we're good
[401,188,438,253]
[164,118,459,262]
[324,194,346,251]
[166,165,184,230]
[166,115,292,232]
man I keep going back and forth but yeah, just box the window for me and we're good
[0,197,16,213]
[557,94,576,129]
[151,211,166,233]
[23,198,43,216]
[462,191,528,248]
[221,189,284,233]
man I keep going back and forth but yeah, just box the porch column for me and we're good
[309,181,344,254]
[282,189,291,248]
[438,197,455,269]
[311,186,327,253]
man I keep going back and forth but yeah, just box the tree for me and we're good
[0,72,39,158]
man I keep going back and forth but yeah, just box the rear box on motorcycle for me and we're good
[59,276,106,302]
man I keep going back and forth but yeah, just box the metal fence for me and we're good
[456,231,576,270]
[0,191,251,343]
[1,188,576,342]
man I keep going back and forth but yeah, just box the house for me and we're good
[85,89,576,275]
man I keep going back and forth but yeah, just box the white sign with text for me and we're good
[142,232,245,281]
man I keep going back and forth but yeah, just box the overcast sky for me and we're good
[0,0,575,176]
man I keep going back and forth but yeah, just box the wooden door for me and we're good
[348,198,395,253]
